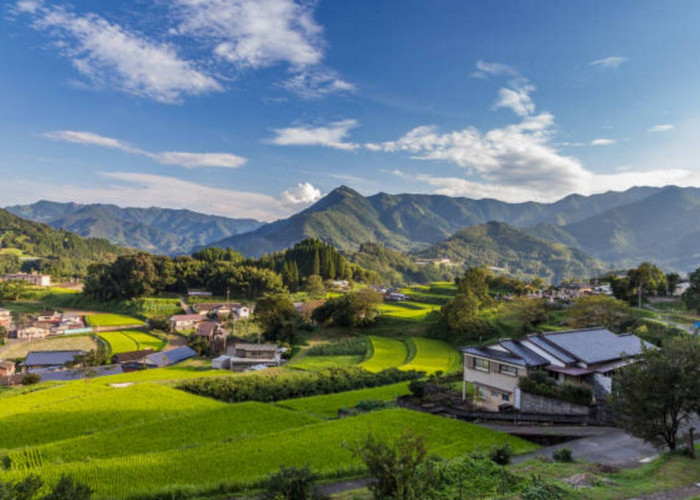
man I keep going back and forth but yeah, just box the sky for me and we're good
[2,0,700,221]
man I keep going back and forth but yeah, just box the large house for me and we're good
[20,350,85,373]
[461,327,650,412]
[2,272,52,287]
[169,314,204,332]
[226,343,282,371]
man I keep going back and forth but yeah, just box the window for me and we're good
[502,393,510,402]
[490,390,499,397]
[474,358,490,372]
[499,364,518,377]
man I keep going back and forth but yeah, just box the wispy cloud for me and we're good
[269,119,360,150]
[590,56,628,69]
[590,138,617,146]
[472,60,518,79]
[44,130,247,168]
[16,1,221,103]
[1,172,321,220]
[493,82,536,117]
[648,124,674,133]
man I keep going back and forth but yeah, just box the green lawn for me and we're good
[277,382,411,418]
[360,336,409,372]
[399,337,462,375]
[86,314,146,327]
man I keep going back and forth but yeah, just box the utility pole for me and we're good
[638,279,643,309]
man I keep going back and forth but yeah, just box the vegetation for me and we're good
[312,289,383,328]
[0,334,96,359]
[398,338,461,375]
[97,331,164,355]
[360,337,409,372]
[263,466,328,500]
[566,295,631,332]
[519,371,593,406]
[304,337,368,357]
[350,243,455,286]
[178,366,422,403]
[611,337,700,451]
[86,314,145,327]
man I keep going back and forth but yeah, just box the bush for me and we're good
[489,444,513,466]
[305,337,368,357]
[179,366,423,403]
[21,373,41,386]
[43,475,93,500]
[409,379,427,398]
[520,474,563,500]
[518,371,592,406]
[552,448,573,463]
[421,456,518,499]
[355,399,386,412]
[263,466,328,500]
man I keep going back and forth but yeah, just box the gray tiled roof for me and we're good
[461,346,529,366]
[526,335,577,364]
[39,365,124,381]
[500,339,550,367]
[23,350,85,367]
[540,328,648,365]
[146,346,196,367]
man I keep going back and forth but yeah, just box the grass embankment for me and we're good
[360,336,461,375]
[97,331,165,355]
[0,334,96,359]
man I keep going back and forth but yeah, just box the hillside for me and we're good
[0,207,131,277]
[418,221,607,283]
[209,185,662,258]
[7,201,262,255]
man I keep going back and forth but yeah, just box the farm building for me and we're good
[13,325,51,340]
[227,343,281,371]
[461,327,650,412]
[195,321,227,354]
[169,314,204,332]
[20,350,86,373]
[2,272,51,287]
[145,346,197,368]
[0,308,11,329]
[39,364,124,382]
[0,360,15,376]
[111,349,155,367]
[212,355,231,370]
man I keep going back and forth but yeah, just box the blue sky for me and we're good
[2,0,700,220]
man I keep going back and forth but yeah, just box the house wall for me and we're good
[463,353,524,411]
[519,391,590,415]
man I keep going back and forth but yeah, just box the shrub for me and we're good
[409,379,427,398]
[43,475,94,500]
[263,466,328,500]
[489,444,513,466]
[21,373,41,386]
[520,474,564,500]
[305,337,368,357]
[519,371,592,406]
[355,399,386,412]
[552,448,573,463]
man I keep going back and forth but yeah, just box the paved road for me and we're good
[643,304,695,334]
[179,296,195,315]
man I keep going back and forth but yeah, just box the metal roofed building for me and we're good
[461,327,651,412]
[145,346,197,368]
[20,350,86,373]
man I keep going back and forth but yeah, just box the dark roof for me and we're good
[111,349,154,363]
[526,335,577,364]
[170,314,203,322]
[234,343,278,352]
[196,322,219,337]
[146,346,196,367]
[39,365,124,381]
[22,350,85,367]
[540,328,649,365]
[499,339,550,367]
[461,346,529,367]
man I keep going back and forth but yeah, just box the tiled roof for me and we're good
[234,343,278,352]
[23,350,85,367]
[170,314,203,322]
[146,346,196,367]
[540,328,648,365]
[500,339,550,367]
[526,335,577,364]
[461,346,529,367]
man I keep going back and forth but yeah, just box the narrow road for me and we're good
[643,304,695,334]
[179,296,195,315]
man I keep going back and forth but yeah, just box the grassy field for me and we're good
[98,330,165,355]
[0,395,536,499]
[399,337,462,375]
[86,313,146,327]
[289,354,363,371]
[277,382,411,418]
[0,334,96,359]
[360,336,408,372]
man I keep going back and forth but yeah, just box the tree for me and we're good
[666,272,681,296]
[507,297,549,334]
[628,262,667,305]
[610,337,700,451]
[255,293,298,341]
[304,274,325,299]
[442,290,481,334]
[0,474,43,500]
[312,289,382,328]
[683,266,700,313]
[263,466,328,500]
[350,432,429,500]
[42,475,93,500]
[457,267,492,306]
[567,295,631,332]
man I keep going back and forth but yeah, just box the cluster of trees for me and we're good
[179,366,423,403]
[0,474,92,500]
[608,262,678,305]
[311,289,383,328]
[84,239,373,301]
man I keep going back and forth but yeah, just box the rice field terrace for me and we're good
[361,335,461,375]
[0,378,536,499]
[85,313,146,327]
[97,330,165,355]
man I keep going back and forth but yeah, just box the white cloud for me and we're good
[590,56,628,69]
[1,172,321,220]
[282,182,323,205]
[648,124,674,133]
[270,119,359,150]
[493,82,536,117]
[173,0,352,98]
[590,138,617,146]
[472,60,518,79]
[45,130,247,169]
[17,2,221,103]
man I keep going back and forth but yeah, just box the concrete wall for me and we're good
[519,391,590,416]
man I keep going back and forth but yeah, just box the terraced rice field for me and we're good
[0,380,536,499]
[86,314,146,327]
[98,331,165,355]
[360,336,461,375]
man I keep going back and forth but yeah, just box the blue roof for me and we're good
[39,365,124,381]
[23,350,85,367]
[146,346,196,367]
[540,328,649,365]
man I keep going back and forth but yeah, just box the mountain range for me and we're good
[8,184,700,276]
[6,201,262,255]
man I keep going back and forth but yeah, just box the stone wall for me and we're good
[519,390,590,416]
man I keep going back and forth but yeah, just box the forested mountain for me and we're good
[208,185,662,258]
[7,201,262,255]
[418,221,607,283]
[0,207,131,278]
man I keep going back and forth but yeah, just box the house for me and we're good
[0,308,12,330]
[39,364,124,382]
[169,314,204,332]
[37,310,60,322]
[145,346,197,368]
[0,360,15,377]
[111,349,154,366]
[187,289,212,297]
[386,292,410,302]
[232,304,251,320]
[461,327,650,412]
[2,272,52,287]
[227,343,281,371]
[212,355,232,370]
[195,321,227,354]
[193,302,224,317]
[20,350,85,373]
[14,325,51,340]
